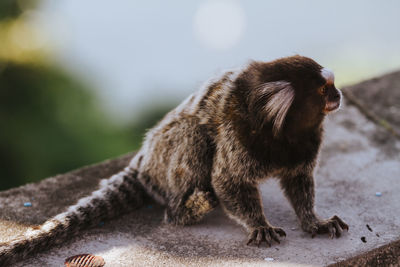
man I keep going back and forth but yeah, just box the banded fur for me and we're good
[0,166,145,266]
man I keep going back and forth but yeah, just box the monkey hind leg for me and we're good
[165,188,218,225]
[185,189,218,219]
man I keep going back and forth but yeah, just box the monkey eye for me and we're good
[318,86,327,95]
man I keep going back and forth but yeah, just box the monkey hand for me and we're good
[306,215,349,239]
[246,225,286,247]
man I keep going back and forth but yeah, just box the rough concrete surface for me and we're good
[345,70,400,135]
[330,239,400,267]
[1,74,400,267]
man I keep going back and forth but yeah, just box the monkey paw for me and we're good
[309,215,349,239]
[246,226,286,247]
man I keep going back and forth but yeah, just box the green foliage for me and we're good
[0,0,20,20]
[0,62,171,191]
[0,0,38,19]
[0,0,176,191]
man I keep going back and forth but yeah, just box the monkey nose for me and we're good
[333,91,341,101]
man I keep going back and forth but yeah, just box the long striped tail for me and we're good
[0,166,146,266]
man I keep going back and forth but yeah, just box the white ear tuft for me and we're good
[260,81,295,136]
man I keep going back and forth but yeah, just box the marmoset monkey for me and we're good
[0,55,348,265]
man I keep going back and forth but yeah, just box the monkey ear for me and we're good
[248,81,295,136]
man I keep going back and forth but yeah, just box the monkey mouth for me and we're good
[323,101,340,114]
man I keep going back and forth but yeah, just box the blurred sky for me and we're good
[31,0,400,122]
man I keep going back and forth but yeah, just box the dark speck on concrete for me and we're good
[361,237,367,243]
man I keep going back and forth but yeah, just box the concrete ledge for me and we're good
[1,73,400,266]
[330,239,400,266]
[344,71,400,137]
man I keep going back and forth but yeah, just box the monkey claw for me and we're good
[308,215,349,239]
[247,226,286,247]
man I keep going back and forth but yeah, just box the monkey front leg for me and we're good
[213,178,286,247]
[280,173,348,238]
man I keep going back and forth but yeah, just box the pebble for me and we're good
[24,202,32,207]
[264,257,274,261]
[375,192,382,197]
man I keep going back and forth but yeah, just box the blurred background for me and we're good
[1,0,400,191]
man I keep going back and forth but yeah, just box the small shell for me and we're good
[64,254,105,267]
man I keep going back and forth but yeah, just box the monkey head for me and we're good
[240,55,342,137]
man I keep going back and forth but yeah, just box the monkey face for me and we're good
[285,67,342,133]
[319,68,342,114]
